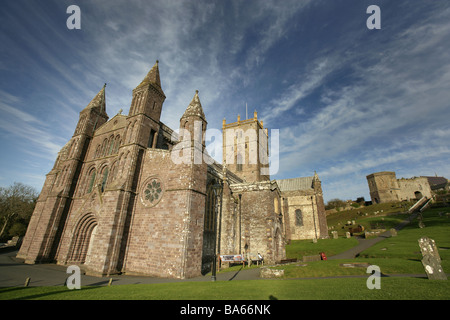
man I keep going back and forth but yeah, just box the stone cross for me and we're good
[331,231,338,239]
[418,236,446,280]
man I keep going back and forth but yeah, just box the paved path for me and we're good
[0,250,262,287]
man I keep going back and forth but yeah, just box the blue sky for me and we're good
[1,0,450,203]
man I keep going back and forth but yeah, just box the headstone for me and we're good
[346,232,351,238]
[421,255,447,280]
[331,231,338,239]
[340,262,370,268]
[418,213,425,228]
[418,236,446,280]
[418,236,441,262]
[389,228,397,237]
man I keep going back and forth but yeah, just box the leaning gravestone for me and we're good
[418,236,447,280]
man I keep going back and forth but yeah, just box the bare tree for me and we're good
[0,182,38,240]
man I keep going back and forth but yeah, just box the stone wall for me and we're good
[123,147,207,279]
[282,190,322,240]
[229,181,285,264]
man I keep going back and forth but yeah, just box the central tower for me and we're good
[222,111,269,183]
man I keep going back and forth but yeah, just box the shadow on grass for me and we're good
[2,286,99,300]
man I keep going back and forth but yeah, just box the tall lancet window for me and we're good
[101,167,109,192]
[87,169,96,194]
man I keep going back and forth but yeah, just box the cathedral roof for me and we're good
[181,90,206,121]
[276,176,314,192]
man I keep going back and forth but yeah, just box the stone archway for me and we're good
[68,213,98,264]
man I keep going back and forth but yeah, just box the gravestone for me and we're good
[418,213,425,228]
[389,228,397,237]
[346,232,351,238]
[331,231,338,239]
[418,236,446,280]
[418,236,441,262]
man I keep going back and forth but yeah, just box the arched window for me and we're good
[108,136,115,155]
[204,185,216,232]
[113,135,121,153]
[101,167,109,192]
[236,153,243,172]
[274,197,279,214]
[87,169,96,193]
[101,139,108,157]
[295,209,303,226]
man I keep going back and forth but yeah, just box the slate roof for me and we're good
[423,176,449,190]
[276,176,314,192]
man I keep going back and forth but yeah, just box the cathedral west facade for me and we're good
[17,62,328,279]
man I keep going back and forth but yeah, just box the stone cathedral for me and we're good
[17,61,328,279]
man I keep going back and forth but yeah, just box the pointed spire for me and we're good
[83,83,107,114]
[314,171,320,181]
[181,90,206,121]
[136,60,163,91]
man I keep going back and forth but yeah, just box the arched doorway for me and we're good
[69,213,98,264]
[414,191,423,200]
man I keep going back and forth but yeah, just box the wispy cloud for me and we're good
[270,2,450,201]
[1,0,449,202]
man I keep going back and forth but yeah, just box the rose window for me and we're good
[141,177,163,207]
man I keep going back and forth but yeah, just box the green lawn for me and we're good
[358,208,450,260]
[1,277,449,300]
[286,237,359,260]
[1,205,449,300]
[326,201,413,234]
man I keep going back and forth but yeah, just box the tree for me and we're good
[325,198,347,211]
[0,182,38,241]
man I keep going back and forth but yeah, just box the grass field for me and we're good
[1,277,449,300]
[1,204,449,301]
[277,206,450,278]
